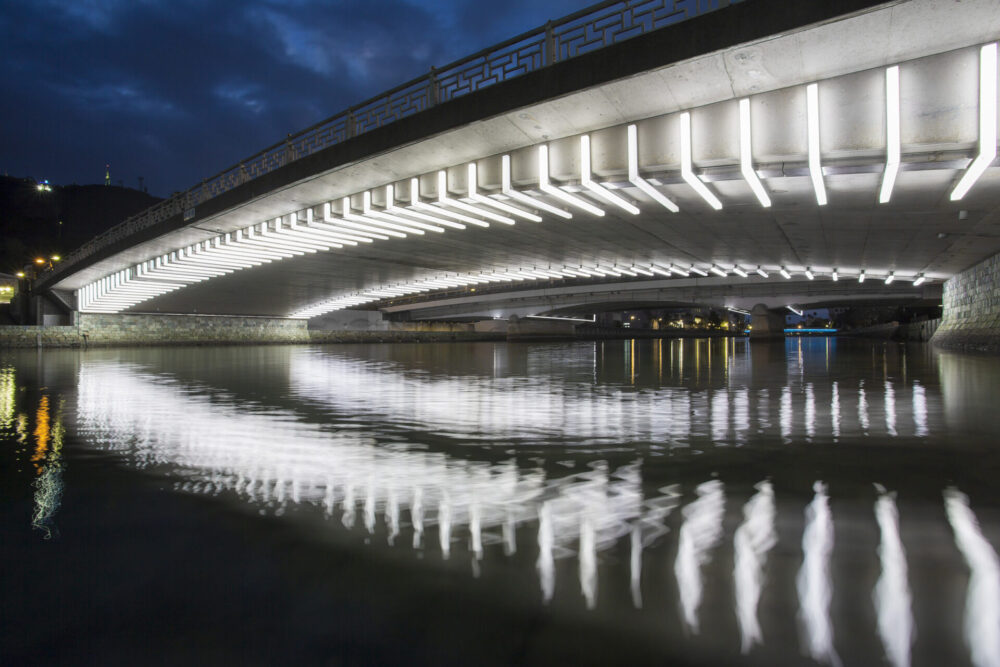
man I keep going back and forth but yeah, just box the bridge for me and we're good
[30,0,1000,343]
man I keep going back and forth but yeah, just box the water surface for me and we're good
[2,339,999,665]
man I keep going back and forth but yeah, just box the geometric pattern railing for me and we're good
[46,0,742,284]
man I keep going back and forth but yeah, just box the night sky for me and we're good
[1,0,586,197]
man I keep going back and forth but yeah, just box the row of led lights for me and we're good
[78,43,994,313]
[291,264,929,318]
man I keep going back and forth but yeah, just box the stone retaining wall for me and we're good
[933,253,1000,353]
[0,313,506,348]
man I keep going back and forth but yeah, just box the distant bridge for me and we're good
[35,0,1000,325]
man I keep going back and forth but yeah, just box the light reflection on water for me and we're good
[5,339,1000,665]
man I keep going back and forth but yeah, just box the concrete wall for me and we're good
[933,253,1000,352]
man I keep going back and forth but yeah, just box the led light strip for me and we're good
[739,99,771,207]
[538,146,605,216]
[500,155,572,219]
[807,83,828,206]
[580,135,639,214]
[951,42,998,200]
[468,163,541,222]
[879,66,901,204]
[437,171,514,225]
[626,125,678,212]
[680,112,722,210]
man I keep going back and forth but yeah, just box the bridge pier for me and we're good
[749,304,785,340]
[933,252,1000,353]
[506,315,575,342]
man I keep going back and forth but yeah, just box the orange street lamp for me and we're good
[34,258,46,265]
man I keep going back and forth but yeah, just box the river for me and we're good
[2,339,998,665]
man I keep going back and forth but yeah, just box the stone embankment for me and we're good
[933,253,1000,353]
[0,314,504,348]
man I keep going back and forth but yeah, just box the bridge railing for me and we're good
[47,0,741,285]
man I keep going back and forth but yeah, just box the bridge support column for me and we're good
[749,304,785,340]
[506,315,575,342]
[933,252,1000,353]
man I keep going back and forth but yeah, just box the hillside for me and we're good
[0,176,161,274]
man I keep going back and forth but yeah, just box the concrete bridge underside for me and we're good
[40,0,1000,324]
[376,277,942,321]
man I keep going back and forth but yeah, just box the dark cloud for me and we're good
[0,0,587,196]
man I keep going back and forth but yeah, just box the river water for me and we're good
[2,339,999,665]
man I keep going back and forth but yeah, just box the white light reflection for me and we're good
[831,381,840,439]
[77,359,678,610]
[912,382,928,437]
[859,380,870,432]
[781,387,792,443]
[676,480,726,634]
[805,383,816,440]
[885,382,898,436]
[734,481,777,653]
[797,481,840,667]
[944,488,1000,667]
[873,486,914,667]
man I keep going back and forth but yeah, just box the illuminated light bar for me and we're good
[669,265,690,277]
[885,272,895,285]
[805,268,815,280]
[710,265,727,277]
[779,267,791,279]
[732,266,749,278]
[342,197,416,236]
[648,265,671,277]
[679,112,722,210]
[952,42,998,200]
[321,202,394,240]
[832,268,839,281]
[627,125,678,212]
[630,265,654,277]
[292,210,370,245]
[467,164,541,222]
[383,185,465,231]
[230,229,305,256]
[414,179,489,228]
[258,220,340,250]
[688,265,708,277]
[756,266,769,278]
[739,99,771,207]
[806,83,827,205]
[362,191,445,233]
[580,135,640,214]
[787,305,804,316]
[500,155,571,219]
[248,230,331,253]
[537,146,605,216]
[437,171,514,225]
[879,66,901,204]
[223,233,297,259]
[727,307,751,316]
[913,274,926,286]
[859,270,867,283]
